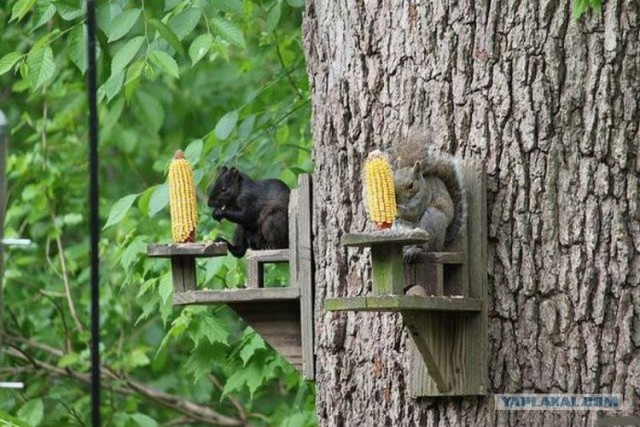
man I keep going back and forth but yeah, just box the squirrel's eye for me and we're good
[408,183,414,191]
[221,186,227,192]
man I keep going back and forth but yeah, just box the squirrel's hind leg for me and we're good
[258,205,289,249]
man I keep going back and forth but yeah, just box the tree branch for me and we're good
[3,336,246,426]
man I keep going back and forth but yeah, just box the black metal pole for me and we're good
[85,0,101,425]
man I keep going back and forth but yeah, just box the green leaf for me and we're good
[100,71,125,102]
[11,0,37,22]
[56,0,84,21]
[0,52,24,76]
[149,184,169,217]
[169,8,202,40]
[134,91,164,131]
[211,17,246,48]
[239,331,266,366]
[97,3,122,34]
[184,139,203,165]
[107,8,141,42]
[158,273,172,305]
[199,316,230,345]
[111,35,145,75]
[32,3,57,30]
[148,19,184,56]
[16,399,43,427]
[104,194,138,229]
[267,3,281,32]
[286,0,305,7]
[131,413,158,427]
[68,25,87,74]
[0,409,29,427]
[189,33,213,65]
[215,110,238,140]
[26,46,55,90]
[58,352,82,368]
[212,0,244,15]
[149,50,180,79]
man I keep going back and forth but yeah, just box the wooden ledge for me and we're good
[174,287,300,306]
[342,230,430,247]
[147,242,228,258]
[246,249,290,262]
[324,296,482,312]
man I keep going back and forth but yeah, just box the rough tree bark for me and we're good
[302,0,639,425]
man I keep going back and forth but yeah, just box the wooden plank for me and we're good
[171,257,196,293]
[246,249,290,263]
[324,296,483,312]
[404,313,450,393]
[173,287,300,305]
[342,230,430,247]
[296,175,315,380]
[421,251,464,264]
[233,300,303,372]
[407,158,487,397]
[148,242,228,258]
[371,244,405,295]
[246,258,261,288]
[288,189,299,289]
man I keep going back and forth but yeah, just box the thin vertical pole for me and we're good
[0,110,7,348]
[85,0,101,424]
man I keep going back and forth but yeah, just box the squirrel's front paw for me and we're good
[212,208,225,221]
[403,246,426,264]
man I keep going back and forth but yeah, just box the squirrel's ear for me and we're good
[220,166,228,173]
[412,161,422,177]
[229,167,239,178]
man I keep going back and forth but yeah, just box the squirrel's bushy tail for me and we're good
[422,154,467,247]
[394,133,467,247]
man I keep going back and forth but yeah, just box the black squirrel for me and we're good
[392,134,467,263]
[207,167,290,257]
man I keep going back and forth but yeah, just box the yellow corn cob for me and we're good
[364,150,396,229]
[168,150,198,242]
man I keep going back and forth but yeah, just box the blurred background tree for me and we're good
[0,0,315,425]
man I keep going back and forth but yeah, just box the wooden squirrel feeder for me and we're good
[148,161,315,380]
[325,158,488,397]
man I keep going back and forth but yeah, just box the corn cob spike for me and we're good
[363,150,396,229]
[169,150,198,243]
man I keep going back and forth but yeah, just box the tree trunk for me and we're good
[302,0,640,425]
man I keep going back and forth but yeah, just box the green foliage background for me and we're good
[0,0,315,425]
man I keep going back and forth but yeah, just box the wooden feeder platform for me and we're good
[148,175,314,379]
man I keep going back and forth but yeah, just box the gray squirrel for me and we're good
[392,134,467,263]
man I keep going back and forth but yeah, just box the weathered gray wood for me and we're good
[233,300,303,372]
[420,252,463,264]
[404,313,450,393]
[342,230,430,247]
[371,244,405,295]
[171,257,196,293]
[246,258,262,288]
[407,159,487,397]
[173,287,301,305]
[288,189,299,289]
[246,249,290,263]
[324,296,483,312]
[147,242,228,257]
[296,175,315,380]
